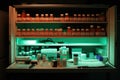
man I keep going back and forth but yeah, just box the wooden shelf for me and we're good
[14,4,109,8]
[16,35,107,38]
[17,43,106,46]
[16,21,107,24]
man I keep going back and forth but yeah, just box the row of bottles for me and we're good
[17,10,106,22]
[16,25,106,37]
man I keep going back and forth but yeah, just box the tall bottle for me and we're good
[21,10,26,21]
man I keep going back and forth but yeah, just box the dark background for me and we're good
[0,0,120,80]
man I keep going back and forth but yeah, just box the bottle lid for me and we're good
[45,14,48,17]
[87,14,90,16]
[82,14,85,17]
[74,54,78,56]
[17,14,21,17]
[60,14,64,17]
[35,14,39,17]
[91,14,95,17]
[73,14,77,17]
[65,13,68,16]
[90,25,94,28]
[41,14,44,17]
[26,14,30,17]
[78,14,81,17]
[50,14,53,17]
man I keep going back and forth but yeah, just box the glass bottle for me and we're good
[77,14,82,21]
[76,28,80,36]
[89,25,95,36]
[22,29,26,36]
[82,14,86,22]
[21,10,26,21]
[45,28,49,36]
[81,28,85,36]
[40,14,44,22]
[95,14,100,22]
[67,26,71,36]
[31,28,35,36]
[26,28,30,36]
[95,26,101,36]
[16,29,21,36]
[35,14,39,22]
[86,14,90,22]
[60,14,64,22]
[73,14,77,21]
[91,14,95,22]
[85,28,89,36]
[26,13,31,21]
[36,28,39,36]
[17,14,22,22]
[50,14,54,21]
[49,28,53,36]
[45,14,49,22]
[99,12,105,22]
[101,28,106,36]
[74,54,78,65]
[72,28,75,36]
[65,13,69,21]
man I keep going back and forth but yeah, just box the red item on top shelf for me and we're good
[21,10,26,21]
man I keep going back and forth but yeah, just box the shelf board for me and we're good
[15,36,107,38]
[14,4,108,8]
[17,43,106,46]
[16,21,107,24]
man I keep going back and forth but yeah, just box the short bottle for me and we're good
[74,54,78,65]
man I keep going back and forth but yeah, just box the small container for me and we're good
[16,29,21,36]
[90,14,95,22]
[35,14,39,21]
[89,25,95,36]
[73,14,77,21]
[51,60,57,67]
[85,28,89,36]
[86,14,90,22]
[95,26,101,36]
[40,14,44,21]
[74,54,78,65]
[62,58,66,67]
[76,28,80,36]
[37,53,41,61]
[50,14,54,21]
[22,29,26,36]
[95,14,100,22]
[26,14,31,21]
[101,28,106,36]
[17,14,22,22]
[42,55,47,62]
[60,14,64,21]
[77,14,82,21]
[45,14,49,21]
[72,29,75,36]
[26,28,30,36]
[21,10,26,21]
[82,14,86,22]
[81,28,85,36]
[65,13,69,21]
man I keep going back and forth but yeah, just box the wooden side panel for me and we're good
[9,6,16,64]
[107,6,116,66]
